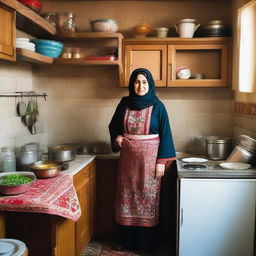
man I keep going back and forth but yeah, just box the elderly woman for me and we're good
[109,68,176,251]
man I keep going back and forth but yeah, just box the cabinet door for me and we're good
[168,44,228,87]
[74,166,90,256]
[124,45,167,87]
[0,5,15,61]
[178,179,256,256]
[89,160,96,238]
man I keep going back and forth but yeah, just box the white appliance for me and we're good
[177,160,256,256]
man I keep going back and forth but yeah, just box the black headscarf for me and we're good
[124,68,159,110]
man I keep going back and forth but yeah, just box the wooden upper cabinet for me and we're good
[0,4,15,61]
[168,44,228,87]
[123,38,229,88]
[123,44,167,87]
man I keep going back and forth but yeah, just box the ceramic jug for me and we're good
[174,19,200,38]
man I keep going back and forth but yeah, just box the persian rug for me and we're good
[0,174,81,221]
[82,240,171,256]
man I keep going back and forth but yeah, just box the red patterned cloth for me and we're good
[116,106,161,227]
[0,174,81,221]
[116,134,160,227]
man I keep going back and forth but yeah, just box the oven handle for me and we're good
[181,208,183,227]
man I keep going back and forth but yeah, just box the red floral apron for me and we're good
[115,106,161,227]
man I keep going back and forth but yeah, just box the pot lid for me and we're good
[0,239,26,256]
[178,19,197,23]
[48,145,76,151]
[237,135,256,153]
[0,241,15,254]
[206,136,232,143]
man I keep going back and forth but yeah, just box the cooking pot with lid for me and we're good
[48,145,76,162]
[206,136,233,160]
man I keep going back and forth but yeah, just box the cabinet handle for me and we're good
[169,63,172,81]
[181,208,183,227]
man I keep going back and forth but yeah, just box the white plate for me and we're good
[219,162,251,170]
[182,157,208,163]
[16,46,35,52]
[0,239,26,256]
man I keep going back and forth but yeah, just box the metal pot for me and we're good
[48,145,76,162]
[206,136,233,160]
[226,145,256,164]
[29,160,63,178]
[226,135,256,164]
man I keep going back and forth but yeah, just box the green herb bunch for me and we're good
[0,174,33,186]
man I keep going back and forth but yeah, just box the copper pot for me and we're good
[29,160,63,178]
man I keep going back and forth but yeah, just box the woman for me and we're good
[109,68,176,251]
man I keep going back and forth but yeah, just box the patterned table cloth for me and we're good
[0,174,81,221]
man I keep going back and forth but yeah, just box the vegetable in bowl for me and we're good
[0,174,33,186]
[0,172,36,195]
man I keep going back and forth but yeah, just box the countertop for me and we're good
[60,153,120,175]
[61,155,96,175]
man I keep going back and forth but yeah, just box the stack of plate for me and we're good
[16,38,35,52]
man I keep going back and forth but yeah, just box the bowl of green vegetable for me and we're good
[0,172,36,195]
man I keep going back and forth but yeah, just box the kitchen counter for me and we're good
[61,153,120,175]
[61,155,96,175]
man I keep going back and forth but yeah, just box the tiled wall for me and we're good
[234,102,256,140]
[33,65,234,152]
[0,62,48,149]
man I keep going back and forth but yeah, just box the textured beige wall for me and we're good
[41,0,232,37]
[32,65,233,152]
[0,1,234,152]
[0,62,48,149]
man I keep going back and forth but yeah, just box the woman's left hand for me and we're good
[156,163,165,178]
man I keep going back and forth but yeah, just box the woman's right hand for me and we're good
[115,135,124,147]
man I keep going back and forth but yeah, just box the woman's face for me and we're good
[134,74,149,96]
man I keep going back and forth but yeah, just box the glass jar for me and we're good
[0,147,16,172]
[41,12,57,27]
[57,13,76,34]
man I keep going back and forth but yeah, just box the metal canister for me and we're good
[206,136,233,160]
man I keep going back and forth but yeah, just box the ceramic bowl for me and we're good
[133,22,152,38]
[0,172,36,195]
[31,39,64,58]
[90,19,119,33]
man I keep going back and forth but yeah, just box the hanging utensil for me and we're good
[16,93,26,117]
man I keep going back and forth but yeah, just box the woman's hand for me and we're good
[115,135,124,147]
[156,163,165,178]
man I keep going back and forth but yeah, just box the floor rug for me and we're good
[83,240,172,256]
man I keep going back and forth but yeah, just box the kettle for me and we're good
[174,19,200,38]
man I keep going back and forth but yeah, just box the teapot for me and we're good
[174,19,200,38]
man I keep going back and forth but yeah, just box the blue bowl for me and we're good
[36,45,63,58]
[31,39,64,49]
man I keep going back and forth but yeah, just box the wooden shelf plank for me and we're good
[55,32,124,41]
[54,58,120,66]
[124,37,230,45]
[0,0,56,36]
[16,48,54,63]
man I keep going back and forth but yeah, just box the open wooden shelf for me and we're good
[16,48,54,64]
[56,32,123,40]
[54,58,120,66]
[124,37,230,45]
[0,0,56,36]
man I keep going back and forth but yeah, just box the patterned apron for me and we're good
[115,106,161,227]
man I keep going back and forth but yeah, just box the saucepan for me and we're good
[29,160,65,178]
[48,144,76,162]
